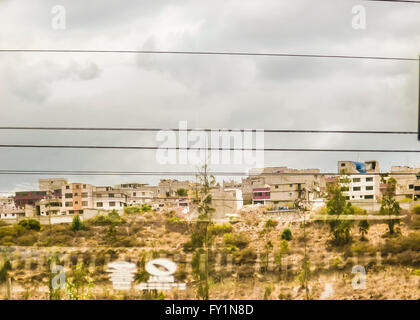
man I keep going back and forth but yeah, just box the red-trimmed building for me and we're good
[252,186,271,205]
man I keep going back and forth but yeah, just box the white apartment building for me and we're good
[341,175,377,201]
[337,160,380,202]
[94,186,127,211]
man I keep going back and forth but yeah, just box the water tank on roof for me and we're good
[352,161,366,173]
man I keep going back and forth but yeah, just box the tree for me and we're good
[281,228,293,241]
[326,179,354,245]
[65,262,94,300]
[190,164,216,300]
[71,214,84,231]
[176,188,188,197]
[358,219,369,241]
[105,224,117,245]
[18,219,41,231]
[380,178,401,235]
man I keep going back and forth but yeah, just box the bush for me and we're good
[235,247,257,264]
[414,204,420,215]
[18,219,41,231]
[124,206,142,215]
[71,215,84,231]
[209,223,232,236]
[89,210,125,225]
[281,228,293,241]
[141,204,152,212]
[224,232,249,249]
[381,232,420,254]
[264,219,278,229]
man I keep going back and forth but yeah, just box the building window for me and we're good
[366,177,373,182]
[364,195,374,199]
[366,186,373,191]
[345,196,350,200]
[353,178,361,183]
[82,193,88,198]
[353,187,361,191]
[109,194,114,198]
[75,185,80,189]
[65,193,72,198]
[69,210,74,214]
[109,202,116,207]
[133,192,136,196]
[83,184,86,189]
[275,185,278,189]
[409,185,414,189]
[341,163,345,167]
[75,201,78,205]
[82,201,88,206]
[66,186,70,189]
[96,202,103,207]
[65,202,73,207]
[74,193,79,196]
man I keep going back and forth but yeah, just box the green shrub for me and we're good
[264,219,278,229]
[18,219,41,231]
[89,210,125,226]
[209,223,232,236]
[124,206,142,215]
[141,204,152,212]
[381,232,420,254]
[71,215,84,231]
[16,233,38,246]
[414,204,420,215]
[235,247,257,264]
[281,228,292,241]
[169,217,181,223]
[224,232,249,249]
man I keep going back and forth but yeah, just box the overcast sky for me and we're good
[0,0,420,193]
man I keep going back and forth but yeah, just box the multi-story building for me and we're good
[39,178,68,192]
[158,179,192,197]
[211,188,243,218]
[61,183,95,215]
[93,186,128,211]
[252,185,271,205]
[389,166,420,200]
[114,183,158,205]
[243,167,325,205]
[38,198,63,216]
[337,161,380,202]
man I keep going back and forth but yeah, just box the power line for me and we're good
[0,126,416,135]
[0,144,420,153]
[0,49,418,62]
[364,0,420,3]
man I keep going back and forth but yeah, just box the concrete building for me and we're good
[158,179,192,197]
[389,166,420,201]
[61,183,95,215]
[93,186,128,211]
[114,183,158,205]
[39,178,68,192]
[243,167,325,205]
[211,188,243,219]
[337,161,380,202]
[38,198,63,216]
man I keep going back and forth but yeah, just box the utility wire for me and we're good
[364,0,420,3]
[0,49,418,62]
[0,144,419,153]
[0,126,416,135]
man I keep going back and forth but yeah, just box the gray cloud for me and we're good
[0,0,419,191]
